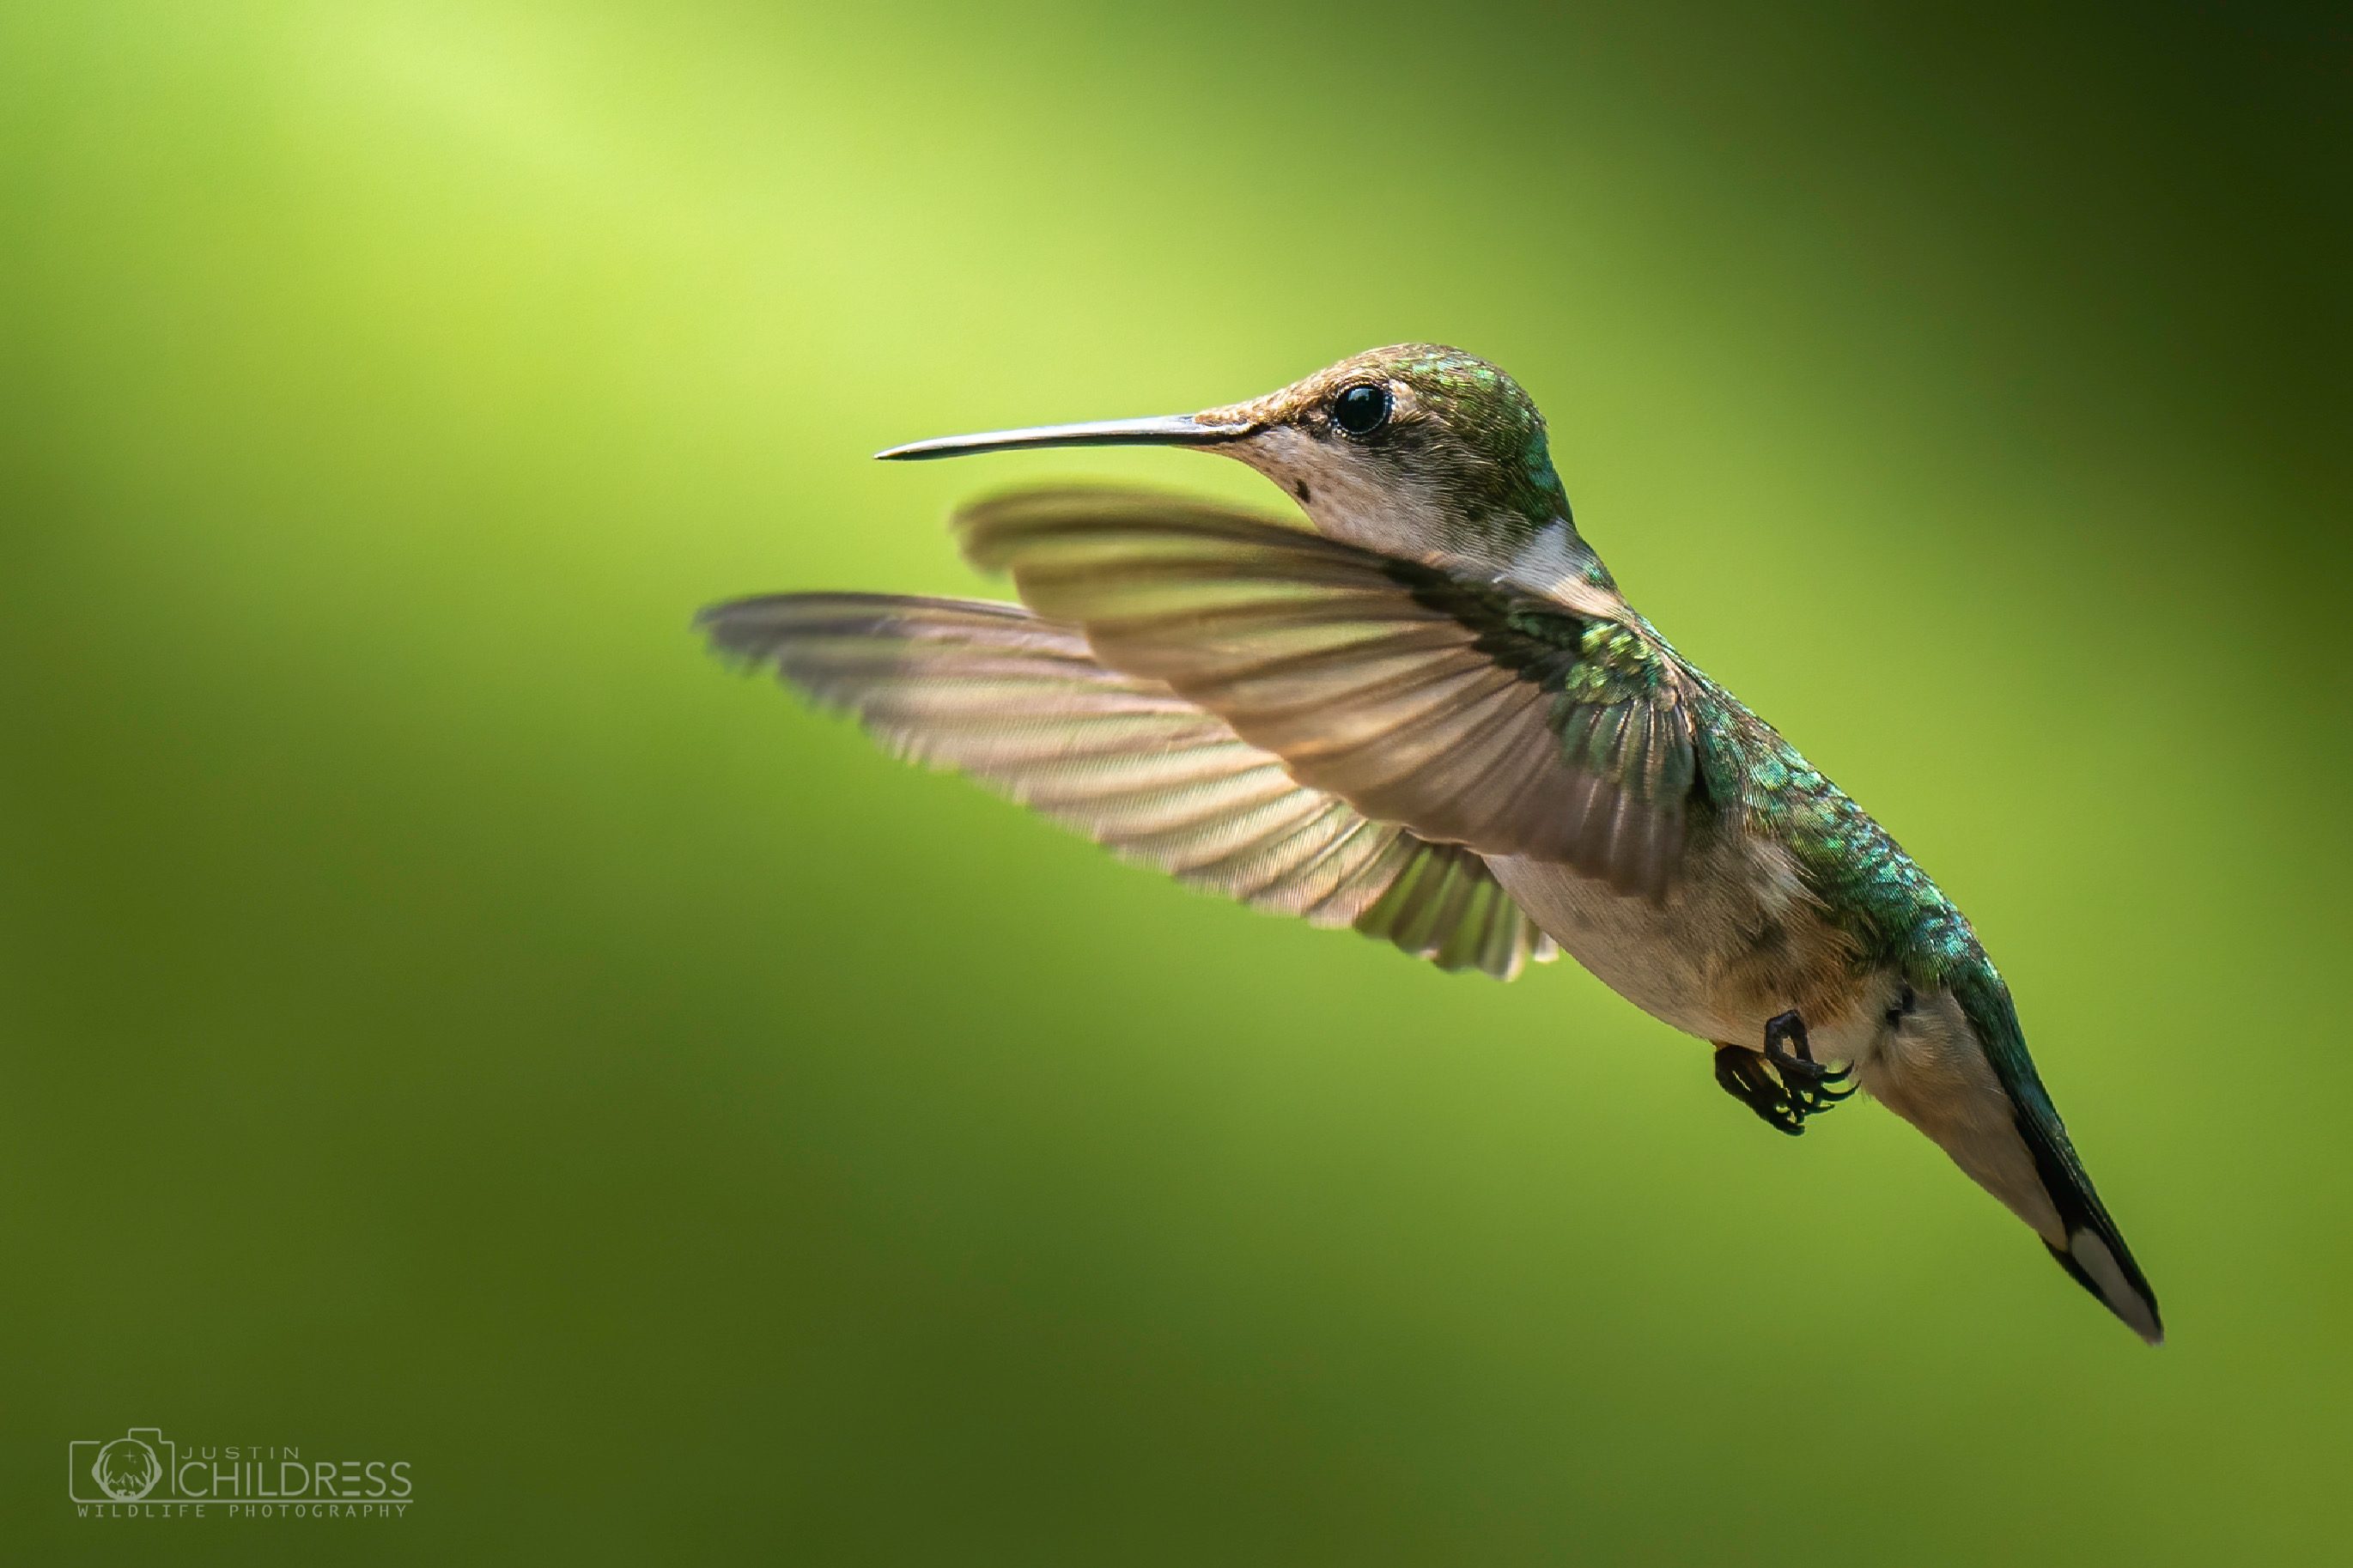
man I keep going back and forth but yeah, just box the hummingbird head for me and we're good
[880,345,1610,590]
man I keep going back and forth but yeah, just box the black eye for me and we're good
[1330,382,1391,438]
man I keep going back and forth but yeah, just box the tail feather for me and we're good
[1951,967,2163,1345]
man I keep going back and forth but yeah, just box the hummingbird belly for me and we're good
[1487,833,1878,1057]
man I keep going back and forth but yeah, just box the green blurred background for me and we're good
[3,1,2345,1561]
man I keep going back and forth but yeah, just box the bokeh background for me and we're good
[3,1,2346,1561]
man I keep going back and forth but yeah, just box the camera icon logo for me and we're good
[70,1428,174,1503]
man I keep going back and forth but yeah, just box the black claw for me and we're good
[1713,1044,1806,1134]
[1713,1010,1857,1135]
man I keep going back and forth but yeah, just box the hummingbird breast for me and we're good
[1486,828,1881,1059]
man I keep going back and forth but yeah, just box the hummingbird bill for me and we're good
[701,344,2161,1344]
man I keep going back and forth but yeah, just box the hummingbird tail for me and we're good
[1931,968,2163,1345]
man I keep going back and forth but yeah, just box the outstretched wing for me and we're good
[699,592,1560,979]
[955,488,1700,898]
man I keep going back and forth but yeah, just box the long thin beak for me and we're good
[875,413,1250,462]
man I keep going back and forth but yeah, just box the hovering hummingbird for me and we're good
[701,344,2161,1343]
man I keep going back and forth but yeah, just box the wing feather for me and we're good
[955,489,1700,896]
[699,592,1560,977]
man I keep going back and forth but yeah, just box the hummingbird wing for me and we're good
[953,488,1698,898]
[699,592,1560,980]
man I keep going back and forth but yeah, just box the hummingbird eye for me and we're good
[1330,382,1391,438]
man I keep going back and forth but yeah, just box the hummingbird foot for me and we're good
[1712,1011,1855,1135]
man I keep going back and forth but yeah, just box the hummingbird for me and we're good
[700,344,2161,1344]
